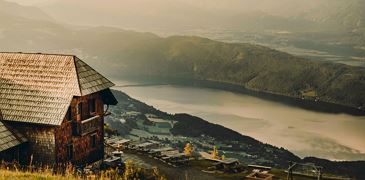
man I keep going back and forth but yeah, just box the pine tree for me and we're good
[212,146,220,160]
[123,160,134,180]
[153,167,167,180]
[184,143,193,156]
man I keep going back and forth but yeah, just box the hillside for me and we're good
[303,0,365,31]
[298,0,365,48]
[0,170,77,180]
[0,1,364,110]
[98,35,365,110]
[0,162,165,180]
[0,0,52,21]
[33,0,340,33]
[107,89,365,179]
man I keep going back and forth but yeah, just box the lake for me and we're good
[112,80,365,161]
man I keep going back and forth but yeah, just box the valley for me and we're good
[105,89,365,179]
[112,79,365,161]
[1,0,365,179]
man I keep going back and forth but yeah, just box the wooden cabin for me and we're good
[0,52,118,165]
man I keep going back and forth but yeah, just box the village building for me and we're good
[0,52,117,165]
[211,158,241,173]
[105,137,131,150]
[148,147,174,157]
[135,141,160,152]
[160,152,190,167]
[245,172,274,180]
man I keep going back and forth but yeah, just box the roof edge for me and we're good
[74,57,115,96]
[0,119,61,126]
[1,121,28,143]
[72,56,83,96]
[0,52,76,57]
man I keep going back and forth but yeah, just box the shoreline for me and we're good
[108,89,365,178]
[112,86,365,161]
[113,76,365,116]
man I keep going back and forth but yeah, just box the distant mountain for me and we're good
[93,35,365,110]
[0,0,52,21]
[6,0,365,34]
[1,1,364,111]
[303,0,365,31]
[37,0,219,31]
[1,2,365,177]
[0,0,71,52]
[31,0,327,33]
[224,11,318,32]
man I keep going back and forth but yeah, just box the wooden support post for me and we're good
[318,168,322,180]
[287,162,291,180]
[287,162,295,180]
[17,146,20,162]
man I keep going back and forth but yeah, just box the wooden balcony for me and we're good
[72,115,100,136]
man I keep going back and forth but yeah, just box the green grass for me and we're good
[0,160,165,180]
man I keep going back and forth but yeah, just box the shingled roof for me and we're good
[0,110,27,152]
[0,52,115,126]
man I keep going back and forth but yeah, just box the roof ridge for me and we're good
[73,56,83,96]
[0,52,75,57]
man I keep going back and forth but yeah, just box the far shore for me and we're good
[112,76,365,116]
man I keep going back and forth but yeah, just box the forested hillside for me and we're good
[98,35,365,110]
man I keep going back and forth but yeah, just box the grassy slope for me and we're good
[0,170,78,180]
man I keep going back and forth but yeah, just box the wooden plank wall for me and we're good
[55,92,105,165]
[15,124,56,165]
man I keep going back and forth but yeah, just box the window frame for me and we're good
[66,106,72,121]
[66,143,73,160]
[76,102,82,116]
[89,99,96,115]
[90,134,97,148]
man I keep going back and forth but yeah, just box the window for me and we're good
[66,144,73,160]
[90,134,97,148]
[89,99,96,114]
[76,103,82,115]
[66,106,72,121]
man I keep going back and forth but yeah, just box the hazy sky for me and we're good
[5,0,53,5]
[3,0,328,28]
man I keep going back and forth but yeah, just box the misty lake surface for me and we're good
[112,80,365,161]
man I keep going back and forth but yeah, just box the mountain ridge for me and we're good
[302,0,365,31]
[0,1,364,110]
[0,0,52,21]
[103,35,365,110]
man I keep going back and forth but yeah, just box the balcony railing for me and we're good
[72,115,100,136]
